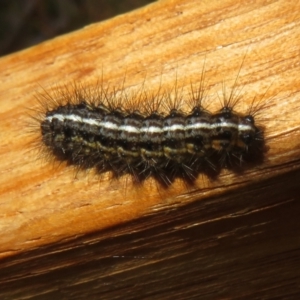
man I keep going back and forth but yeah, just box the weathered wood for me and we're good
[0,0,300,298]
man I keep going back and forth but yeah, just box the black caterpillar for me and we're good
[39,84,265,186]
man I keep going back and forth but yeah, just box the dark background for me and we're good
[0,0,156,57]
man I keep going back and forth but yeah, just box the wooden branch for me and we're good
[0,0,300,298]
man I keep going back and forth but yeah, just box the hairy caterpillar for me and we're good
[31,68,265,187]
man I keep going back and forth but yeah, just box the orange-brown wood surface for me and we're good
[0,0,300,298]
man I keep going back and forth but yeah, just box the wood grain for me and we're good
[0,0,300,298]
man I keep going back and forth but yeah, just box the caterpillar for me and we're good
[33,73,265,187]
